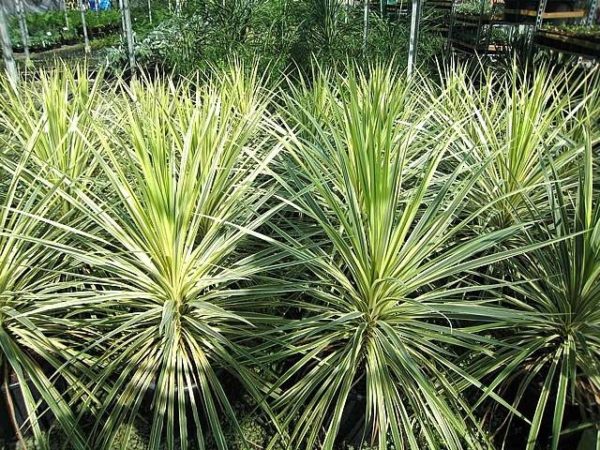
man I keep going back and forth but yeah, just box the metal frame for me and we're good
[408,0,422,75]
[534,0,549,30]
[586,0,598,24]
[448,0,598,57]
[531,0,599,57]
[447,0,507,55]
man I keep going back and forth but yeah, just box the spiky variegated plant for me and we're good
[1,59,598,450]
[0,155,88,450]
[267,65,541,450]
[426,64,585,230]
[475,135,600,450]
[48,70,282,450]
[0,66,106,187]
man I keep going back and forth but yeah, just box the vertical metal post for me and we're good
[16,0,30,61]
[408,0,422,76]
[78,0,91,54]
[122,0,136,69]
[527,0,548,56]
[585,0,598,25]
[60,0,70,29]
[482,0,498,54]
[363,0,369,56]
[0,4,18,87]
[534,0,548,30]
[119,0,126,33]
[446,0,457,53]
[475,0,486,48]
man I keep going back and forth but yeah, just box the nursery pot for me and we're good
[337,391,367,448]
[0,382,36,442]
[0,369,66,442]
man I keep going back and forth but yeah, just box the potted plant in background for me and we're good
[0,155,88,450]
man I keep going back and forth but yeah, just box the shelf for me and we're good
[369,1,412,9]
[535,42,600,59]
[450,38,509,53]
[453,14,505,24]
[426,0,453,8]
[504,8,585,18]
[535,29,600,57]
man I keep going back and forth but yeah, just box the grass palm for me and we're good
[0,61,597,450]
[476,136,600,450]
[426,64,585,230]
[0,155,88,450]
[0,66,106,186]
[47,71,281,450]
[268,65,543,450]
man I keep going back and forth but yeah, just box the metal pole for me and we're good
[475,0,485,48]
[16,0,30,61]
[61,0,70,30]
[586,0,598,25]
[534,0,549,30]
[121,0,136,69]
[527,0,548,56]
[363,0,369,56]
[446,0,457,53]
[408,0,421,77]
[119,0,126,33]
[0,4,18,87]
[78,0,91,54]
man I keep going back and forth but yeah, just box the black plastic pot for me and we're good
[337,391,367,448]
[0,373,65,443]
[0,380,44,442]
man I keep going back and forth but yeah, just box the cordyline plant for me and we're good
[0,60,597,450]
[264,65,551,450]
[474,134,600,450]
[424,63,587,231]
[0,66,107,189]
[43,69,284,450]
[0,154,88,450]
